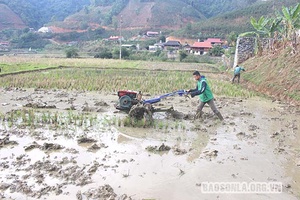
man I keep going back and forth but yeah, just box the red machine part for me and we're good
[117,90,137,99]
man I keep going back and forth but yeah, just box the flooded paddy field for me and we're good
[0,87,299,200]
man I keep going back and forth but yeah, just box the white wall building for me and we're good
[38,27,51,33]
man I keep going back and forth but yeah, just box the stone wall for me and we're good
[234,33,300,67]
[234,37,256,66]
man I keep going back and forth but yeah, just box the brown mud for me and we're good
[0,87,299,200]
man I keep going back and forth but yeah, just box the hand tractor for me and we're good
[115,90,189,124]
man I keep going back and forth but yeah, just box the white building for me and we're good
[38,27,51,33]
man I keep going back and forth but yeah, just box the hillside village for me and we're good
[0,0,299,62]
[0,0,298,56]
[104,31,225,54]
[152,37,224,55]
[1,26,227,59]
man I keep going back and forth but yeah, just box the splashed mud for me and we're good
[0,88,299,200]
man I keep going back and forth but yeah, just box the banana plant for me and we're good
[244,16,281,37]
[276,3,300,42]
[268,18,282,38]
[239,16,270,55]
[251,16,270,36]
[239,15,282,55]
[236,3,300,56]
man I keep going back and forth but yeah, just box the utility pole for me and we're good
[119,15,123,60]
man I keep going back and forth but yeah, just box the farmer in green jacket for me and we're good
[232,65,245,83]
[188,71,224,120]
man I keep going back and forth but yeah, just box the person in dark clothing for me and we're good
[232,65,245,83]
[187,71,224,120]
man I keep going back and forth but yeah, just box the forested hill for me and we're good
[0,0,90,28]
[1,0,299,34]
[50,0,279,32]
[1,0,270,30]
[173,0,299,38]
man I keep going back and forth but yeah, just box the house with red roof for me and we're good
[0,41,10,52]
[103,36,124,44]
[205,38,223,46]
[191,41,212,55]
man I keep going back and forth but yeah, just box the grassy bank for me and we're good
[242,46,300,104]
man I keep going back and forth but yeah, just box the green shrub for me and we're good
[94,48,113,59]
[179,50,188,61]
[65,48,79,58]
[112,47,131,59]
[182,54,218,64]
[209,45,225,56]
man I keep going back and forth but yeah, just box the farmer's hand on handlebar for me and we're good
[186,90,196,98]
[183,90,191,99]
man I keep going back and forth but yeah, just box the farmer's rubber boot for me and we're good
[216,112,224,121]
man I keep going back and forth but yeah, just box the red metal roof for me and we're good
[0,41,10,45]
[205,38,222,43]
[191,42,212,48]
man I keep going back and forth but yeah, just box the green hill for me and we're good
[0,0,275,31]
[50,0,207,31]
[0,0,298,40]
[174,0,299,38]
[0,0,90,29]
[0,4,26,30]
[48,0,299,37]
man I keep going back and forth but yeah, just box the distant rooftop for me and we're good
[205,38,223,44]
[164,40,181,46]
[191,41,212,48]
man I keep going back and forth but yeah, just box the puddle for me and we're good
[0,88,299,199]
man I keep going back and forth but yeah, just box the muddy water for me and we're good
[0,88,299,200]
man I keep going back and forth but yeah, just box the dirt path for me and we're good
[0,88,299,199]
